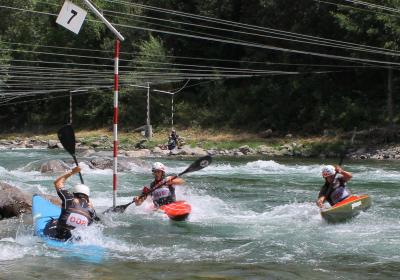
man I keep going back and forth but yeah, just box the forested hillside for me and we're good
[0,0,399,134]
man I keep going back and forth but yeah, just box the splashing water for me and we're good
[0,150,399,279]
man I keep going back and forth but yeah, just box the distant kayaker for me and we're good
[133,162,184,207]
[317,165,352,208]
[44,166,98,241]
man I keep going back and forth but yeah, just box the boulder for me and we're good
[125,149,151,158]
[257,145,276,155]
[48,140,59,149]
[0,181,31,219]
[260,129,273,138]
[89,156,145,171]
[152,147,170,156]
[90,157,113,170]
[91,141,101,148]
[0,181,60,220]
[239,145,255,155]
[178,145,208,156]
[57,143,65,149]
[40,160,70,173]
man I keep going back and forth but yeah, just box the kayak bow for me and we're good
[320,194,372,223]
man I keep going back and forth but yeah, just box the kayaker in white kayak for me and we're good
[317,165,352,208]
[133,162,184,207]
[44,166,98,241]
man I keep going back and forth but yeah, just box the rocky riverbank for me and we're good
[2,135,400,160]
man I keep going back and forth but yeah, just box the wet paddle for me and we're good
[104,155,213,214]
[57,125,84,184]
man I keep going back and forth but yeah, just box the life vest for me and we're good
[59,198,94,230]
[150,179,176,207]
[327,175,351,205]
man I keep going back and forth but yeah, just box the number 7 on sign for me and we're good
[56,0,87,35]
[68,10,78,24]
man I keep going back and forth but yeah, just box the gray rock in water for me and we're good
[90,156,148,172]
[90,157,113,170]
[125,149,151,158]
[0,181,60,220]
[0,181,32,219]
[48,140,59,149]
[40,160,70,173]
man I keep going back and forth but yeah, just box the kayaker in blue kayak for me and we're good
[44,166,98,241]
[133,162,184,207]
[317,165,352,208]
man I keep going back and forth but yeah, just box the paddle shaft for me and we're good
[72,155,84,184]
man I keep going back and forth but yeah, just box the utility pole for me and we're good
[145,82,152,139]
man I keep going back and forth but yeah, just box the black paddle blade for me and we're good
[58,125,76,156]
[179,155,212,176]
[103,202,133,214]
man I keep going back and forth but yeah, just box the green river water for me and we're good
[0,150,399,279]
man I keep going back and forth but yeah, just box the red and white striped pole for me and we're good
[113,39,120,207]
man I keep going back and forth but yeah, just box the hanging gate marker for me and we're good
[56,1,87,34]
[56,0,124,208]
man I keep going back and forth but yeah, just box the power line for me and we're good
[1,2,399,68]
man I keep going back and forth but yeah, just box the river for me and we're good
[0,150,399,279]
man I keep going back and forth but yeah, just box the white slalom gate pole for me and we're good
[113,39,120,207]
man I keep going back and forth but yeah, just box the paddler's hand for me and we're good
[141,186,150,195]
[334,165,343,174]
[133,196,143,206]
[316,197,325,208]
[71,166,81,174]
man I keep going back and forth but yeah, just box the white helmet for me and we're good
[73,184,90,197]
[321,165,335,178]
[152,162,166,173]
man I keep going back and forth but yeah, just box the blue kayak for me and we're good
[32,194,104,263]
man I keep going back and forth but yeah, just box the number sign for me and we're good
[56,0,87,34]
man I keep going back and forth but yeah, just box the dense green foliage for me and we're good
[0,0,399,134]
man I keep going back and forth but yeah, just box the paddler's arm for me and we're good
[166,176,185,186]
[316,196,326,208]
[54,166,81,191]
[133,185,151,206]
[334,165,352,182]
[316,184,329,208]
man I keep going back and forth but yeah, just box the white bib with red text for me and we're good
[66,212,89,228]
[152,187,170,201]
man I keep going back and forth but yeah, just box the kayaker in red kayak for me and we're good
[317,165,352,208]
[133,162,185,207]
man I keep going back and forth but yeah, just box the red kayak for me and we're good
[321,194,372,223]
[159,201,192,221]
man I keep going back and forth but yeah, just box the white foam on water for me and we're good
[355,168,400,182]
[78,161,113,175]
[195,160,323,177]
[0,166,7,174]
[173,186,236,222]
[0,236,45,261]
[0,241,30,261]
